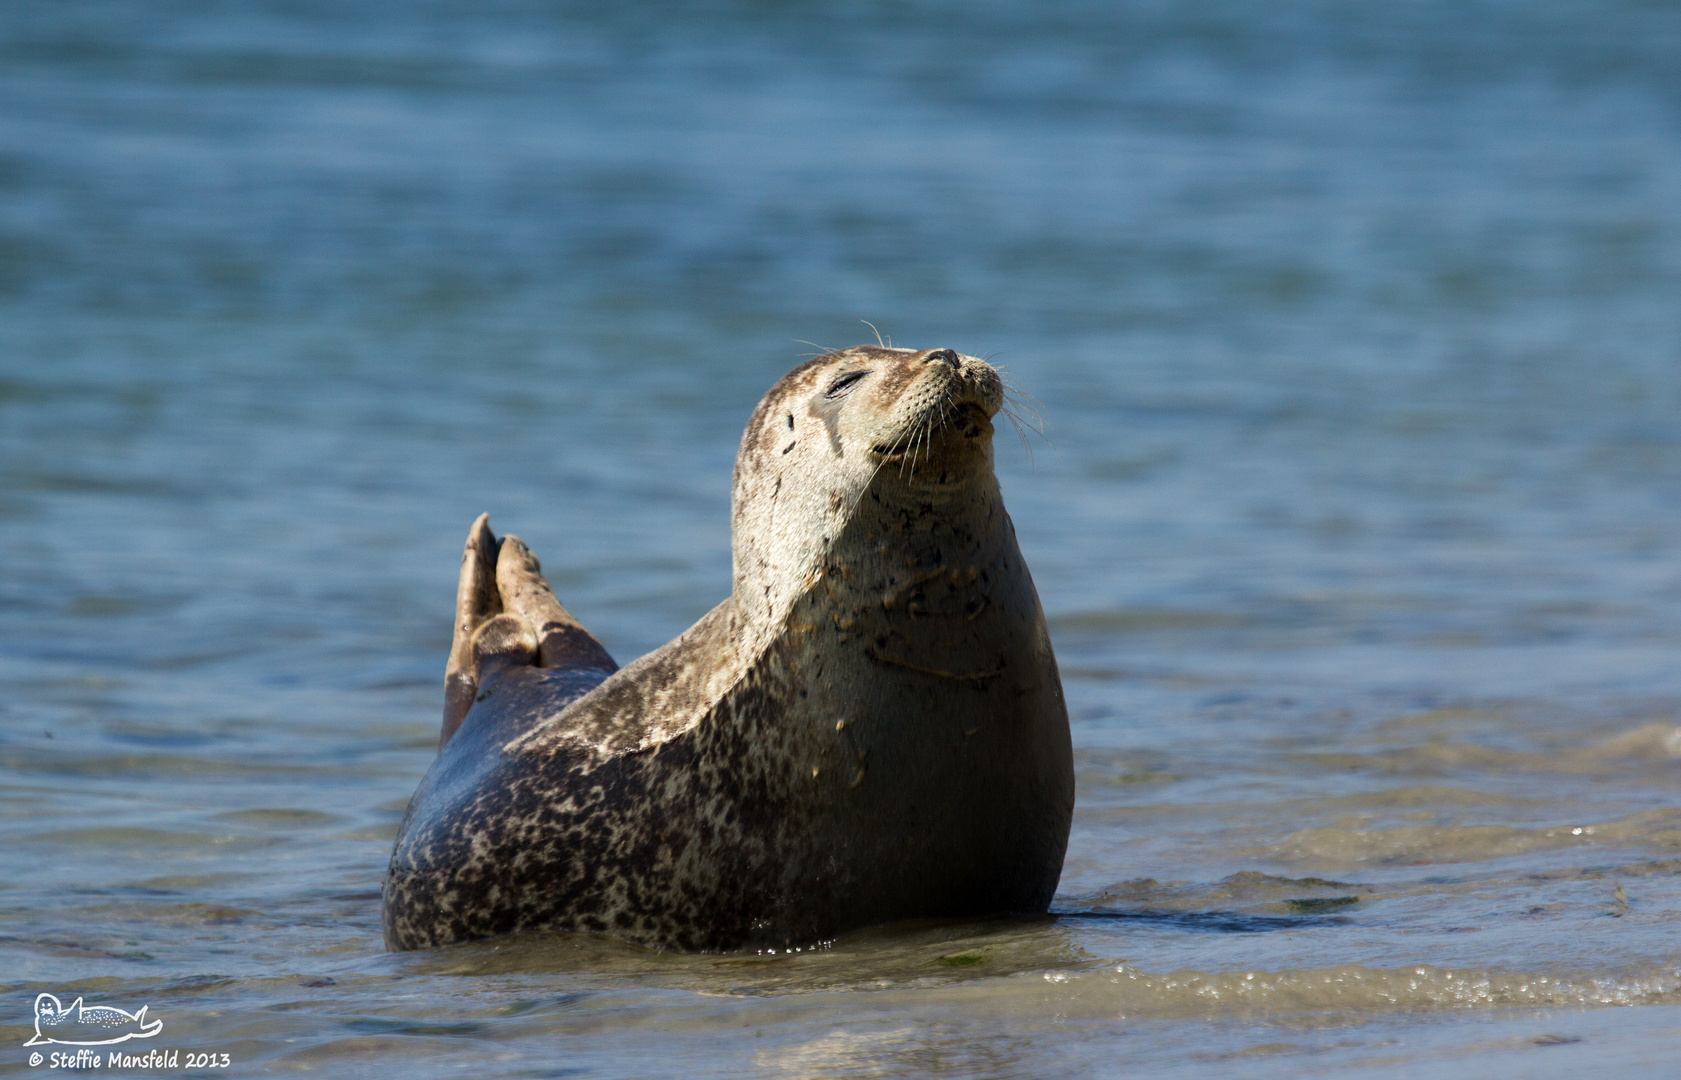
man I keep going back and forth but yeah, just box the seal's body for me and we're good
[383,347,1072,951]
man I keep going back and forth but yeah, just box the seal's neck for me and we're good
[510,461,1006,758]
[730,467,1005,650]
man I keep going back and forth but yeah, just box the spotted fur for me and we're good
[382,347,1074,951]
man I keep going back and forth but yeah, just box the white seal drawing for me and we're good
[23,993,163,1047]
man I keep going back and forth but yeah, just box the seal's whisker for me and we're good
[1001,405,1037,468]
[915,389,953,482]
[997,374,1055,459]
[1002,401,1045,439]
[860,320,886,348]
[1004,401,1059,461]
[918,395,936,478]
[906,412,925,482]
[996,368,1041,401]
[898,418,918,479]
[1001,400,1028,457]
[906,400,932,483]
[1001,399,1043,436]
[853,448,893,519]
[848,440,896,522]
[1000,383,1048,426]
[896,416,914,478]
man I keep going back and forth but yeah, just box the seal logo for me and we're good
[384,345,1074,951]
[24,993,163,1047]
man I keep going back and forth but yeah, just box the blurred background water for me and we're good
[3,2,1681,1077]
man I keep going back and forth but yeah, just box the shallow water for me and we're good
[3,2,1681,1076]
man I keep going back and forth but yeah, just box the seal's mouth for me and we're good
[870,400,994,459]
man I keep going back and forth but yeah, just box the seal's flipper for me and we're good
[441,513,502,747]
[470,611,538,674]
[496,536,617,674]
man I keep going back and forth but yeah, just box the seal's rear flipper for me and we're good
[439,519,617,751]
[495,536,618,675]
[441,513,502,747]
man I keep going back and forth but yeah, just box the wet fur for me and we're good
[383,346,1073,951]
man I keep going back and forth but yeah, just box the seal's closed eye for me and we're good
[826,370,869,398]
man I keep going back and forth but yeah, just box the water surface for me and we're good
[3,2,1680,1076]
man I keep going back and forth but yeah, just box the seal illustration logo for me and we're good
[23,993,163,1047]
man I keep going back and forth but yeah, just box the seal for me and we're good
[26,994,163,1047]
[382,346,1073,952]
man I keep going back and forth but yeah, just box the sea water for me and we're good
[2,2,1680,1076]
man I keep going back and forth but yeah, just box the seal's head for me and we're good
[808,346,1003,479]
[730,346,1005,628]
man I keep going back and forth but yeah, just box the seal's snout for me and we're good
[923,348,961,368]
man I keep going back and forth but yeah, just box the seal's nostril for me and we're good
[924,349,960,368]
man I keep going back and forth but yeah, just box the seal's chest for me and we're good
[878,562,991,620]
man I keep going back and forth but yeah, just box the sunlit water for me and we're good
[3,2,1681,1076]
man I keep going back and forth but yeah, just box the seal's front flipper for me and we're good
[441,513,501,748]
[495,535,617,674]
